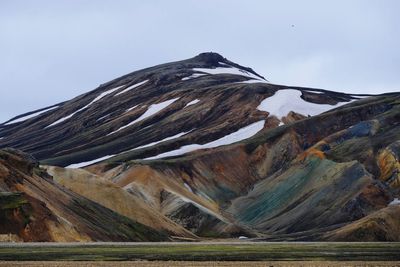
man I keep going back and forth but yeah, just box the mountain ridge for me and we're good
[0,53,399,241]
[0,53,368,167]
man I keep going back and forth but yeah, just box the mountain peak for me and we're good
[193,52,226,64]
[0,53,369,167]
[192,52,266,81]
[1,53,399,242]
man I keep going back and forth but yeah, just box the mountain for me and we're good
[0,148,171,241]
[0,52,399,241]
[0,52,362,167]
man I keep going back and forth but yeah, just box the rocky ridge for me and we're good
[0,53,399,241]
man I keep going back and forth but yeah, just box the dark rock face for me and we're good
[0,53,399,241]
[0,192,53,242]
[166,202,226,237]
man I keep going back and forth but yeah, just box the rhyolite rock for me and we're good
[0,53,399,241]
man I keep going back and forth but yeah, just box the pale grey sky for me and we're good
[1,0,399,122]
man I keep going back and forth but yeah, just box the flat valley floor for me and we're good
[0,242,399,265]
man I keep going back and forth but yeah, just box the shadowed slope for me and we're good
[0,149,168,241]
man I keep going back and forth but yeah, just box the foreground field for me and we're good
[1,261,400,267]
[0,242,400,262]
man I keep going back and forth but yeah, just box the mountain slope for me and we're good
[1,52,399,241]
[0,149,168,241]
[0,53,363,168]
[89,92,399,240]
[43,166,196,239]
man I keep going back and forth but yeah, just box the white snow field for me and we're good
[115,80,149,96]
[182,62,266,82]
[4,105,59,125]
[181,73,206,81]
[144,120,265,160]
[184,99,200,107]
[389,198,400,205]
[66,154,115,168]
[257,89,351,119]
[67,131,191,168]
[183,182,193,193]
[236,79,269,84]
[46,106,88,128]
[193,64,262,81]
[130,131,190,151]
[126,105,139,112]
[88,85,124,104]
[46,85,125,128]
[108,98,180,135]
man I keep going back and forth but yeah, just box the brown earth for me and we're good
[0,149,168,241]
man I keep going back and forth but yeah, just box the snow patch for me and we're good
[115,80,148,96]
[126,105,139,112]
[389,198,400,206]
[182,73,206,81]
[183,183,193,193]
[145,120,265,160]
[305,90,324,94]
[46,85,124,128]
[46,106,88,128]
[183,63,264,82]
[66,155,115,168]
[193,63,263,81]
[129,131,190,151]
[184,99,200,107]
[4,106,59,125]
[108,98,180,135]
[88,85,124,105]
[257,89,351,119]
[96,114,111,121]
[236,79,268,84]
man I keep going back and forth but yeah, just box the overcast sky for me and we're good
[1,0,399,122]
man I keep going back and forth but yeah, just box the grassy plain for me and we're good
[1,261,400,267]
[0,242,399,262]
